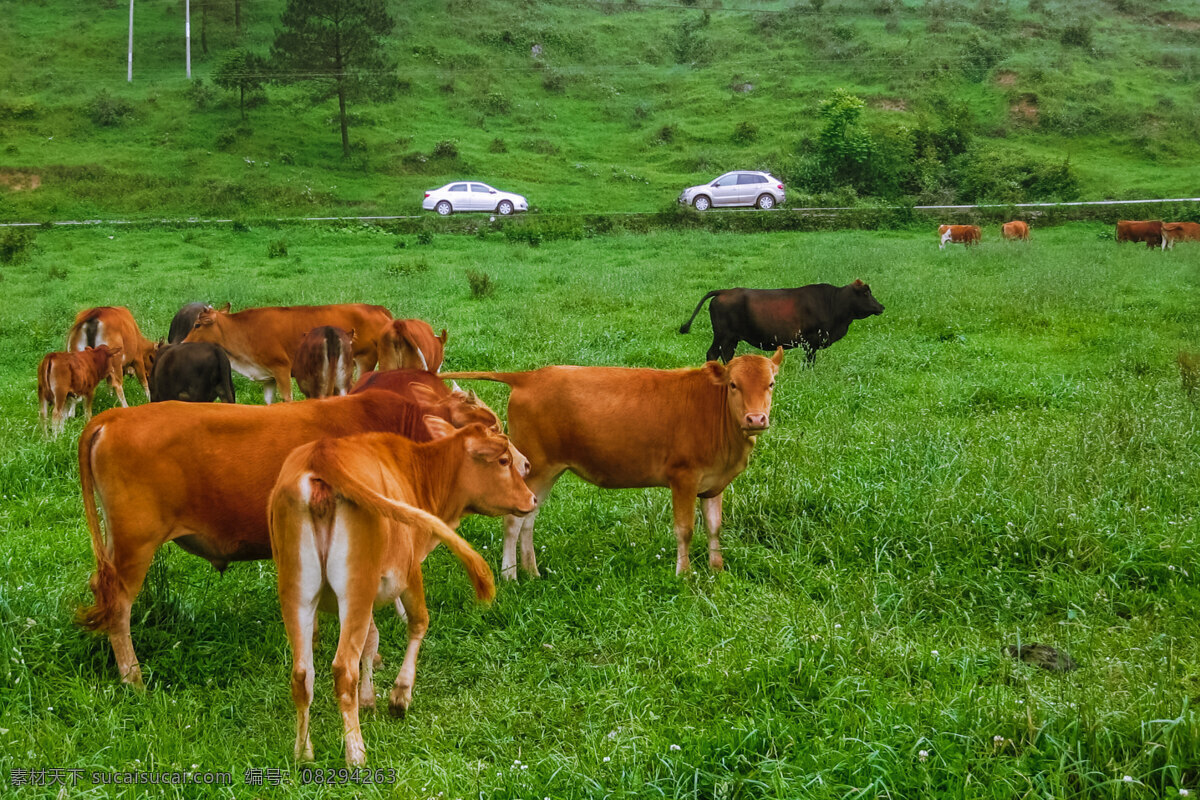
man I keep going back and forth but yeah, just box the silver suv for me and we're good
[679,171,785,211]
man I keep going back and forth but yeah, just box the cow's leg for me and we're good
[105,538,159,688]
[702,493,724,571]
[109,374,129,408]
[280,561,320,760]
[82,388,97,422]
[669,479,700,575]
[388,574,429,719]
[358,617,379,710]
[131,360,151,400]
[51,395,69,436]
[331,594,373,766]
[38,392,49,436]
[504,470,560,580]
[706,336,722,362]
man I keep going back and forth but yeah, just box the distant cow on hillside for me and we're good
[1002,221,1030,241]
[1162,222,1200,250]
[938,224,981,249]
[679,281,885,364]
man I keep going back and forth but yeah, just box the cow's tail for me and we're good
[311,445,495,603]
[679,290,723,334]
[75,421,120,632]
[439,371,527,388]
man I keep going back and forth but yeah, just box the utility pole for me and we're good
[185,0,192,79]
[127,0,134,81]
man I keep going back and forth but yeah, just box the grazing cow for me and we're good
[377,319,448,372]
[76,388,502,686]
[1116,220,1163,249]
[67,306,158,405]
[293,326,355,399]
[444,349,784,579]
[679,281,885,364]
[37,346,123,435]
[183,303,394,403]
[167,302,210,344]
[1002,221,1030,241]
[270,420,534,765]
[938,224,981,249]
[1162,221,1200,250]
[149,342,236,404]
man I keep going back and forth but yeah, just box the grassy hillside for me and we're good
[2,0,1200,220]
[0,224,1198,796]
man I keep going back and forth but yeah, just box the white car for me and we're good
[678,171,785,211]
[422,181,528,216]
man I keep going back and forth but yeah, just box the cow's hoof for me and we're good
[121,666,145,691]
[500,566,519,582]
[388,688,410,719]
[373,652,383,668]
[709,556,725,571]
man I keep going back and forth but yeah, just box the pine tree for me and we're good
[212,49,264,120]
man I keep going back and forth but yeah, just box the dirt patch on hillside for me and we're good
[995,70,1018,87]
[1010,93,1039,125]
[1154,11,1200,30]
[0,171,41,191]
[873,97,908,111]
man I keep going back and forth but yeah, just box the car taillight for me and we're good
[777,184,784,190]
[424,192,430,198]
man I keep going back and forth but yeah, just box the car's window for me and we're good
[738,173,765,185]
[449,184,467,192]
[713,173,735,187]
[471,184,490,193]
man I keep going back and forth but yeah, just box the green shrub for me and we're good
[1060,21,1093,48]
[489,137,508,153]
[416,230,434,245]
[466,269,495,297]
[267,239,288,258]
[87,90,133,127]
[0,228,35,264]
[732,121,758,144]
[385,258,429,277]
[431,140,459,159]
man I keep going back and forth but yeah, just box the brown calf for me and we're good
[377,319,448,372]
[1002,220,1030,241]
[76,387,502,686]
[184,303,394,403]
[270,420,534,765]
[445,349,785,579]
[293,326,355,399]
[37,346,123,435]
[1116,220,1163,249]
[938,224,981,249]
[67,306,158,405]
[1162,221,1200,250]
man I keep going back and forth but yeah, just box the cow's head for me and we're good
[704,347,784,434]
[410,382,503,431]
[425,416,536,516]
[185,305,226,343]
[846,279,885,318]
[93,344,124,377]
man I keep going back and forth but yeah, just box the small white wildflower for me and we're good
[513,760,521,766]
[669,744,681,751]
[931,650,939,656]
[834,624,842,629]
[602,756,610,762]
[521,764,528,770]
[993,735,1004,744]
[918,750,929,762]
[1123,776,1134,783]
[1179,789,1189,797]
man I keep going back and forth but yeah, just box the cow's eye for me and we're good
[730,382,738,391]
[499,457,511,466]
[769,381,775,390]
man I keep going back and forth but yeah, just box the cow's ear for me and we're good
[409,382,444,406]
[702,361,729,385]
[439,328,449,344]
[218,302,231,313]
[466,430,507,461]
[771,347,785,368]
[853,279,867,291]
[107,346,123,357]
[349,327,358,343]
[423,415,457,440]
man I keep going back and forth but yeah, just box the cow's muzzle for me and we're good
[742,412,770,432]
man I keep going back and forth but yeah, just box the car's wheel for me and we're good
[693,195,711,211]
[497,200,514,215]
[435,200,452,216]
[756,194,775,210]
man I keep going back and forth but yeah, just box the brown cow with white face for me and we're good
[37,345,124,435]
[270,420,534,765]
[444,349,784,579]
[66,306,158,405]
[938,224,981,249]
[76,386,503,686]
[184,303,393,403]
[377,319,448,372]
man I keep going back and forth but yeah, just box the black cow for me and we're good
[167,302,211,345]
[680,281,885,363]
[149,342,236,403]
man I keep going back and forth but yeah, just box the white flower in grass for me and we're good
[669,744,681,751]
[1179,789,1189,797]
[918,750,929,762]
[931,650,939,657]
[602,756,610,763]
[1123,776,1134,783]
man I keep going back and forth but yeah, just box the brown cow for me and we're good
[351,369,500,430]
[377,319,448,373]
[270,420,534,765]
[1002,221,1030,241]
[293,326,355,399]
[938,225,981,249]
[37,346,124,435]
[76,388,502,686]
[67,307,158,405]
[1162,222,1200,250]
[445,349,785,579]
[1116,220,1163,249]
[184,303,393,403]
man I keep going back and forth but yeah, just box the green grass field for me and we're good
[3,0,1200,221]
[0,223,1197,798]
